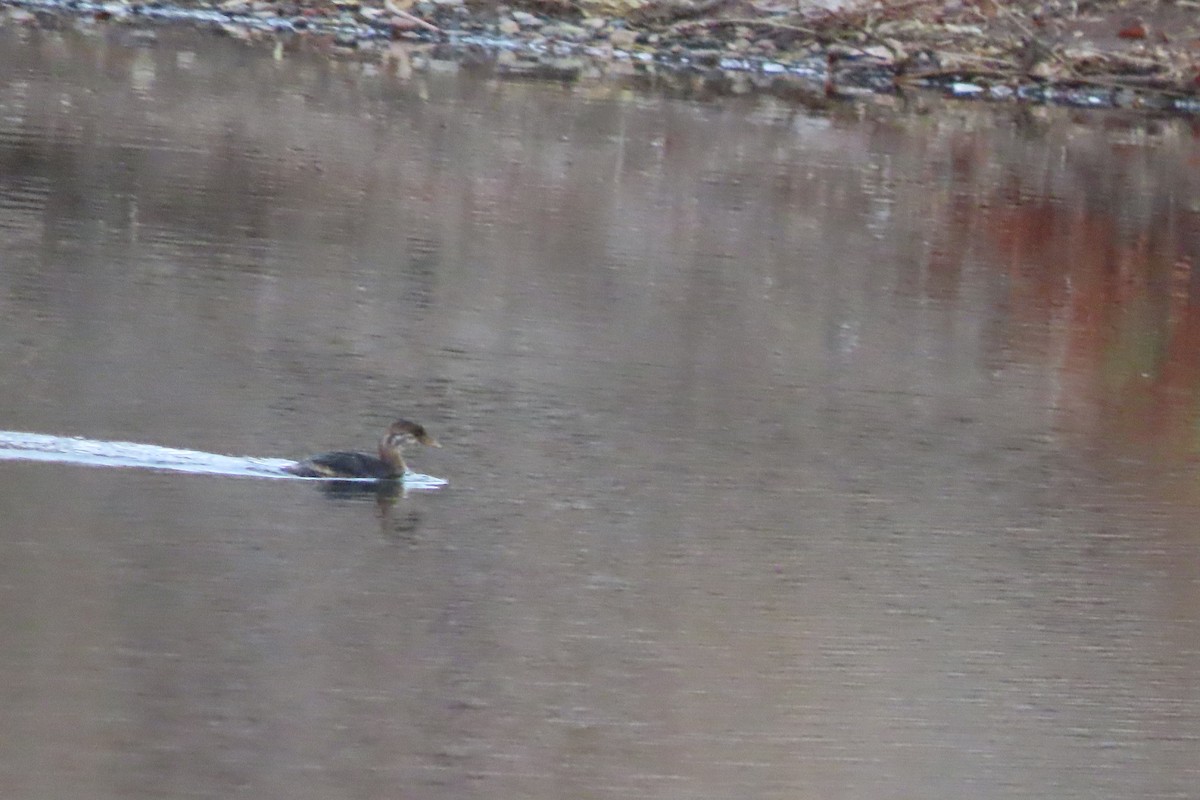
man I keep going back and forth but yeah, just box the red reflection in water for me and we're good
[989,195,1200,471]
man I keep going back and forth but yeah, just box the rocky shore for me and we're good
[3,0,1198,111]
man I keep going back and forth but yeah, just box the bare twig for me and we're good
[383,0,442,33]
[897,67,1016,83]
[670,17,818,36]
[991,1,1078,78]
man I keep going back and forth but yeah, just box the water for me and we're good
[1,24,1199,800]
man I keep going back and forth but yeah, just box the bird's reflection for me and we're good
[315,479,422,538]
[319,478,402,501]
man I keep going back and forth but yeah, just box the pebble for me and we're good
[608,28,636,48]
[543,22,586,41]
[333,27,359,47]
[511,11,541,28]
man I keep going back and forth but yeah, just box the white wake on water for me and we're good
[0,431,448,489]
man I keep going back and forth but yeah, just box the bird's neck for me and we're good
[378,438,407,474]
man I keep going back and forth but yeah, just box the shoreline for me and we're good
[3,0,1198,113]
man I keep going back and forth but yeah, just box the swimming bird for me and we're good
[285,419,440,479]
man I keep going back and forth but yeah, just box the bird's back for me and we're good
[286,450,395,479]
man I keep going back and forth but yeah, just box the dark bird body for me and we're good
[285,419,439,479]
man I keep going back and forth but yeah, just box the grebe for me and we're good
[285,419,440,479]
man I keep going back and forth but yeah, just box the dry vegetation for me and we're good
[553,0,1200,96]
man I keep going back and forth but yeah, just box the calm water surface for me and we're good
[1,25,1198,800]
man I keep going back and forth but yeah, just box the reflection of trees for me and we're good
[984,189,1200,465]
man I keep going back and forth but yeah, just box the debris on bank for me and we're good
[1,0,1198,112]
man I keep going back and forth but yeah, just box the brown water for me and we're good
[1,24,1199,800]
